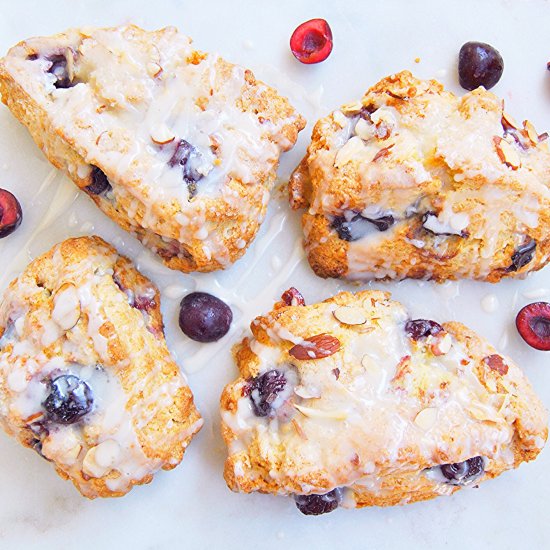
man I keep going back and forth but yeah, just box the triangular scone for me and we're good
[0,236,202,498]
[221,289,547,514]
[289,70,550,282]
[0,26,305,272]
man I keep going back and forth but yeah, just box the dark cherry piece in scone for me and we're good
[220,289,547,513]
[0,25,305,273]
[289,71,550,282]
[0,236,202,498]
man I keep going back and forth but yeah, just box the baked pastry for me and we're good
[289,71,550,282]
[0,236,202,498]
[0,25,305,273]
[221,288,547,514]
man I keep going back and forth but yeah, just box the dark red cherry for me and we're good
[516,302,550,351]
[43,375,93,424]
[294,488,342,515]
[247,370,287,417]
[0,188,23,238]
[179,292,232,342]
[439,456,484,485]
[290,19,333,64]
[405,319,443,340]
[458,41,503,90]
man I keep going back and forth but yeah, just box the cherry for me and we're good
[294,489,342,515]
[0,188,23,238]
[247,370,287,417]
[458,41,503,91]
[179,292,232,343]
[290,19,333,64]
[516,302,550,351]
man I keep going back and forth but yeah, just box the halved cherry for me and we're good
[290,19,333,64]
[516,302,550,351]
[0,188,22,238]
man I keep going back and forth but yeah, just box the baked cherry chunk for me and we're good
[85,166,112,196]
[0,188,23,238]
[294,488,342,515]
[507,239,536,272]
[43,374,93,424]
[516,302,550,351]
[458,42,504,90]
[405,319,443,340]
[247,369,287,417]
[331,213,394,241]
[168,140,204,199]
[439,456,484,485]
[179,292,232,342]
[47,53,75,89]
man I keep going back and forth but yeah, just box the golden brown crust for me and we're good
[220,289,547,508]
[290,71,550,282]
[0,236,202,498]
[0,26,305,273]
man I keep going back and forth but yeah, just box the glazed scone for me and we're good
[0,26,305,272]
[0,236,202,498]
[221,289,547,514]
[289,71,550,282]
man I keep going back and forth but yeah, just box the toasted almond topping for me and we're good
[341,101,364,115]
[289,334,341,360]
[82,447,109,478]
[430,332,452,356]
[52,282,81,331]
[493,136,521,169]
[151,124,175,145]
[332,110,348,128]
[294,385,322,399]
[24,412,44,423]
[293,403,348,420]
[281,287,305,307]
[333,305,367,326]
[291,419,308,440]
[501,111,519,131]
[147,62,163,78]
[414,407,438,430]
[354,118,374,140]
[468,403,499,423]
[483,354,509,375]
[523,120,539,145]
[372,144,394,162]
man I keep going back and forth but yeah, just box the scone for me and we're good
[0,236,202,498]
[0,25,305,272]
[220,288,547,514]
[289,71,550,282]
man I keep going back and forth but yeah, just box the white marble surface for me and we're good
[0,0,548,548]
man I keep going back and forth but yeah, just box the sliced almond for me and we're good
[151,124,175,145]
[414,407,438,431]
[523,120,539,145]
[354,118,374,140]
[291,419,308,440]
[82,446,109,478]
[333,306,366,326]
[430,332,452,356]
[483,354,509,375]
[294,385,322,399]
[293,403,348,421]
[493,136,521,170]
[501,111,519,131]
[289,334,341,360]
[281,287,305,307]
[372,144,394,162]
[341,101,364,115]
[332,110,348,128]
[52,282,81,331]
[62,444,82,465]
[146,61,162,78]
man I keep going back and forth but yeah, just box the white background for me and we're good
[0,1,548,548]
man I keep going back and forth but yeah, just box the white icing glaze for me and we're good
[222,293,543,503]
